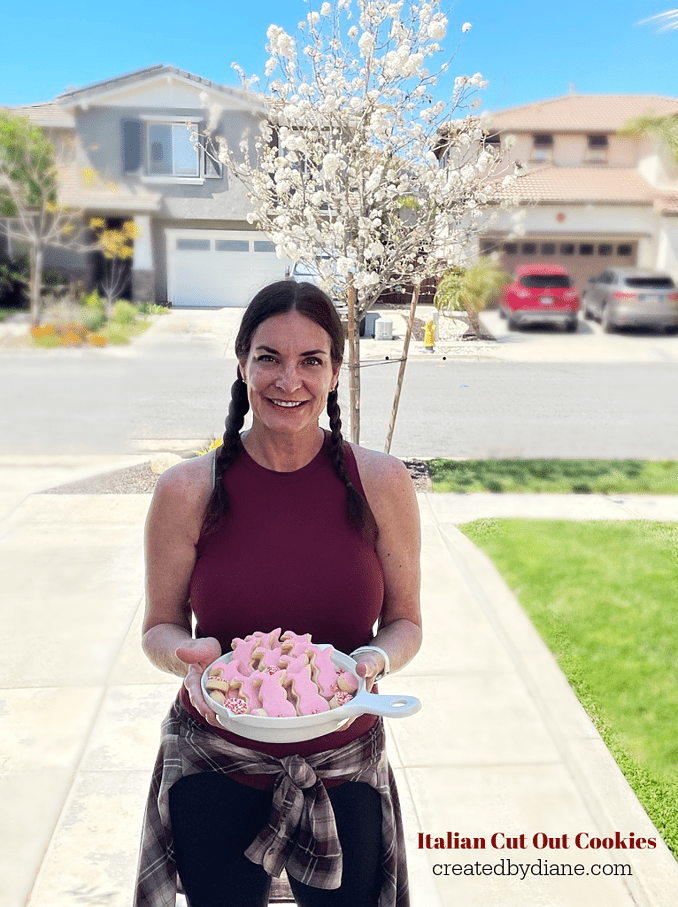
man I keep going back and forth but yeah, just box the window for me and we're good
[617,244,633,257]
[502,242,518,255]
[531,134,553,162]
[215,240,249,252]
[176,239,210,251]
[625,276,675,290]
[585,135,608,163]
[579,244,594,256]
[541,243,556,255]
[560,244,575,255]
[520,274,572,289]
[598,244,613,256]
[521,242,537,255]
[149,123,198,177]
[254,241,276,253]
[121,117,222,180]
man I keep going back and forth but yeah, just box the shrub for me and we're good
[81,288,104,309]
[79,306,106,332]
[111,299,137,324]
[138,301,169,315]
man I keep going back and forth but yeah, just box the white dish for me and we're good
[200,645,421,743]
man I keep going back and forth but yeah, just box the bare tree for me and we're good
[0,110,84,327]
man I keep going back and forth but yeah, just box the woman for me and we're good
[136,280,421,907]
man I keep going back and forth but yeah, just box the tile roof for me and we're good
[487,94,678,133]
[4,104,75,128]
[495,166,656,204]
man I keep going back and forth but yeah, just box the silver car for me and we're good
[582,267,678,334]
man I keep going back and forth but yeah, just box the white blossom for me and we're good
[322,152,345,178]
[462,22,472,33]
[428,15,447,40]
[358,31,374,57]
[321,1,331,15]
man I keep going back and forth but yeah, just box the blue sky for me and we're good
[3,0,678,113]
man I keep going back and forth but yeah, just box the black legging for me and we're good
[168,772,383,907]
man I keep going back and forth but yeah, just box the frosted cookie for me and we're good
[254,671,296,717]
[231,671,266,712]
[205,660,248,692]
[229,636,261,674]
[253,644,285,674]
[280,630,313,657]
[279,652,310,676]
[333,669,359,694]
[308,645,338,699]
[222,697,248,715]
[285,664,331,715]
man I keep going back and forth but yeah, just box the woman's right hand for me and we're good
[175,637,223,728]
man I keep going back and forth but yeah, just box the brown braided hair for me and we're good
[200,279,377,542]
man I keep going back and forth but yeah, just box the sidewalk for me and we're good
[1,459,677,907]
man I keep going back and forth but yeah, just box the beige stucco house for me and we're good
[481,93,678,291]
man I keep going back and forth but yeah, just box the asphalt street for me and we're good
[2,307,677,458]
[2,350,677,459]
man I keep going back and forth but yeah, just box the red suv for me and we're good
[501,264,580,332]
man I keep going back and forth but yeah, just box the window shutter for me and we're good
[202,136,222,179]
[122,119,142,173]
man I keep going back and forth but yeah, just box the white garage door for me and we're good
[166,229,291,307]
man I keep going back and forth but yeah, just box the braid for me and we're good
[326,389,378,542]
[200,372,250,536]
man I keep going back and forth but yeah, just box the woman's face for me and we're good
[239,311,341,438]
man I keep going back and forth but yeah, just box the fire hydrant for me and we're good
[424,318,435,352]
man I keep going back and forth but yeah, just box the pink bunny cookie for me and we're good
[230,671,267,712]
[280,630,313,657]
[229,636,260,674]
[253,644,285,674]
[307,645,338,699]
[279,652,310,676]
[254,671,296,717]
[285,664,331,716]
[206,660,248,692]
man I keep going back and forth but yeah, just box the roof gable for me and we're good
[54,64,266,115]
[488,94,678,134]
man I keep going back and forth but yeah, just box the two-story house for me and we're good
[9,64,290,307]
[480,93,678,291]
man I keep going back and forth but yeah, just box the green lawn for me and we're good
[461,518,678,858]
[429,459,678,494]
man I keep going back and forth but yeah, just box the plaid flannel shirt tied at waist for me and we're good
[135,699,408,906]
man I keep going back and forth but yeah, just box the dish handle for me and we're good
[340,692,421,719]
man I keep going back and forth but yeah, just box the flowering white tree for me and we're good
[211,0,512,444]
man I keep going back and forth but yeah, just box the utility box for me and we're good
[363,311,380,338]
[375,317,393,341]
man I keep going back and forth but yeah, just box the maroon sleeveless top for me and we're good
[179,432,384,779]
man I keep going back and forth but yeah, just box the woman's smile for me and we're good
[240,311,341,441]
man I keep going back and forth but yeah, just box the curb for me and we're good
[438,523,678,907]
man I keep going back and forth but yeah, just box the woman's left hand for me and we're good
[353,651,386,692]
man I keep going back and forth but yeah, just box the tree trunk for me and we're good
[346,282,361,444]
[29,242,44,328]
[384,284,419,454]
[466,306,482,338]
